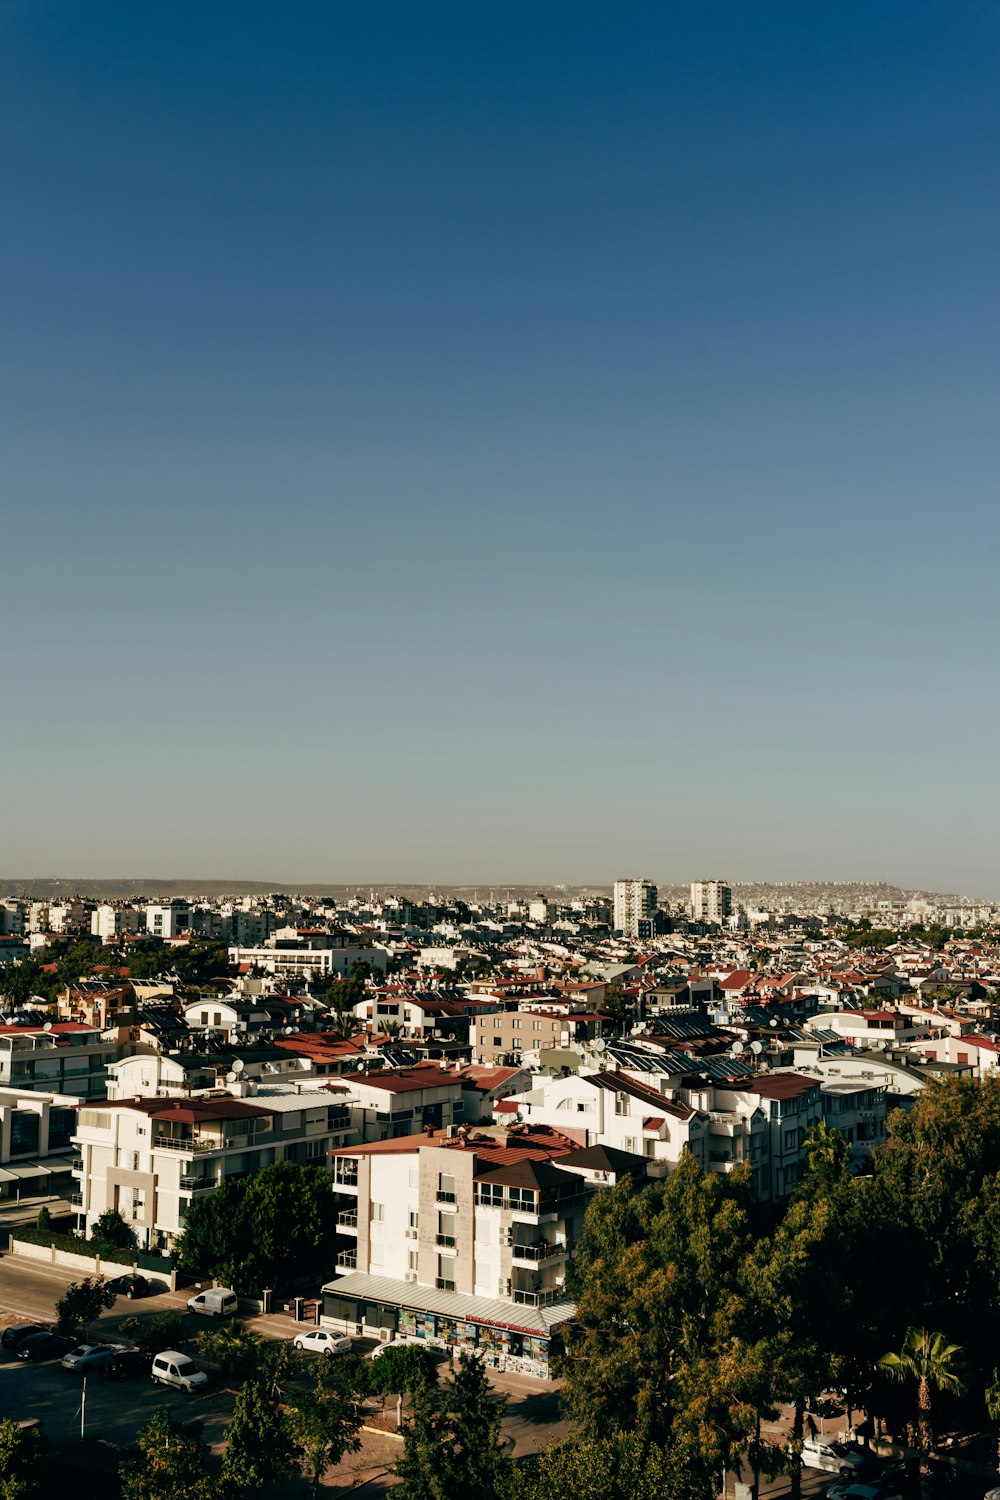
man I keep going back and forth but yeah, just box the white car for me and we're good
[293,1329,352,1358]
[800,1437,866,1477]
[827,1485,900,1500]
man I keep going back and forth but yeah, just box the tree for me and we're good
[286,1370,363,1495]
[986,1368,1000,1474]
[90,1208,138,1258]
[367,1342,439,1429]
[394,1353,507,1500]
[34,1207,51,1235]
[54,1275,117,1334]
[879,1328,964,1499]
[177,1160,338,1295]
[509,1431,698,1500]
[0,1418,45,1500]
[219,1378,297,1496]
[120,1411,219,1500]
[140,1310,188,1351]
[194,1320,264,1382]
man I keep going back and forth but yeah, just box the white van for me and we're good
[151,1350,208,1392]
[186,1288,239,1319]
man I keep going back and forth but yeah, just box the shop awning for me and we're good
[322,1270,575,1337]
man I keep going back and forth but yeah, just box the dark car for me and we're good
[2,1324,49,1351]
[107,1275,150,1300]
[16,1332,75,1362]
[100,1349,153,1382]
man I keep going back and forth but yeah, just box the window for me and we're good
[532,1021,542,1031]
[511,1019,521,1030]
[371,1203,384,1223]
[437,1173,456,1203]
[408,1249,418,1272]
[9,1111,39,1157]
[493,1036,503,1047]
[408,1210,419,1230]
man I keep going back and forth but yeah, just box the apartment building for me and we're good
[228,944,388,979]
[322,1125,590,1377]
[328,1065,465,1143]
[469,1007,605,1067]
[0,1088,79,1202]
[509,1069,710,1173]
[0,1026,113,1100]
[72,1084,354,1251]
[690,880,732,925]
[91,905,142,942]
[612,879,658,939]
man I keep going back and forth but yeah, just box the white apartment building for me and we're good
[228,944,388,979]
[146,905,191,939]
[508,1069,710,1174]
[72,1084,354,1252]
[49,902,90,934]
[328,1065,465,1143]
[0,1088,79,1202]
[322,1125,591,1377]
[91,905,142,942]
[612,879,658,939]
[690,880,732,925]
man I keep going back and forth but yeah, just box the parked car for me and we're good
[186,1288,238,1319]
[800,1437,867,1477]
[2,1324,49,1351]
[100,1349,154,1382]
[151,1350,209,1392]
[107,1275,150,1299]
[293,1329,352,1358]
[61,1342,127,1372]
[16,1333,75,1362]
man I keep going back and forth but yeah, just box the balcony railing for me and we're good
[336,1252,357,1271]
[511,1287,561,1307]
[511,1242,564,1262]
[70,1155,83,1171]
[153,1136,216,1154]
[337,1211,358,1229]
[70,1192,83,1207]
[435,1277,456,1292]
[435,1234,456,1250]
[179,1175,216,1191]
[436,1190,456,1205]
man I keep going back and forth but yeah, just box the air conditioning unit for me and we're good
[379,1326,393,1341]
[405,1228,418,1239]
[353,1324,363,1337]
[405,1272,418,1282]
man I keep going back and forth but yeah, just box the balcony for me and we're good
[511,1241,565,1263]
[179,1175,216,1192]
[153,1136,216,1154]
[435,1277,456,1292]
[435,1234,456,1252]
[336,1251,357,1271]
[436,1190,456,1205]
[328,1114,351,1132]
[70,1155,83,1171]
[511,1287,561,1307]
[336,1210,358,1230]
[70,1192,83,1207]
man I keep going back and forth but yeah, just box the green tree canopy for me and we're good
[90,1209,138,1258]
[177,1160,338,1294]
[119,1412,219,1500]
[54,1275,117,1334]
[219,1378,297,1497]
[0,1418,45,1500]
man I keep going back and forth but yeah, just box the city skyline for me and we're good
[3,3,998,887]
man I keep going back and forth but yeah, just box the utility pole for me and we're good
[79,1375,87,1441]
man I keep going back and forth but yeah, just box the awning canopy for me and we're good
[323,1270,575,1337]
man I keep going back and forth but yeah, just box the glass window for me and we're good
[9,1111,40,1157]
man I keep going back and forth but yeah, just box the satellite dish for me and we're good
[593,1038,606,1053]
[231,1058,244,1074]
[43,1021,53,1032]
[731,1040,745,1055]
[226,1072,237,1083]
[750,1040,763,1055]
[283,1026,294,1036]
[769,1017,779,1028]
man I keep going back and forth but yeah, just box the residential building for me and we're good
[0,1025,113,1100]
[0,1088,79,1203]
[469,1007,605,1067]
[228,944,388,979]
[691,880,732,925]
[72,1085,353,1252]
[612,879,658,939]
[327,1065,465,1143]
[91,905,142,942]
[322,1125,588,1376]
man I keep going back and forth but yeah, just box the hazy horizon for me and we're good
[3,3,997,890]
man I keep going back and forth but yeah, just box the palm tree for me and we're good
[879,1328,964,1497]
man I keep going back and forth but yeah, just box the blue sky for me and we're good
[2,2,998,890]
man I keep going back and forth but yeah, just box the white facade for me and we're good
[91,905,141,942]
[228,945,388,979]
[612,879,658,938]
[690,880,732,924]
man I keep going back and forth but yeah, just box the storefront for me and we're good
[322,1271,570,1380]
